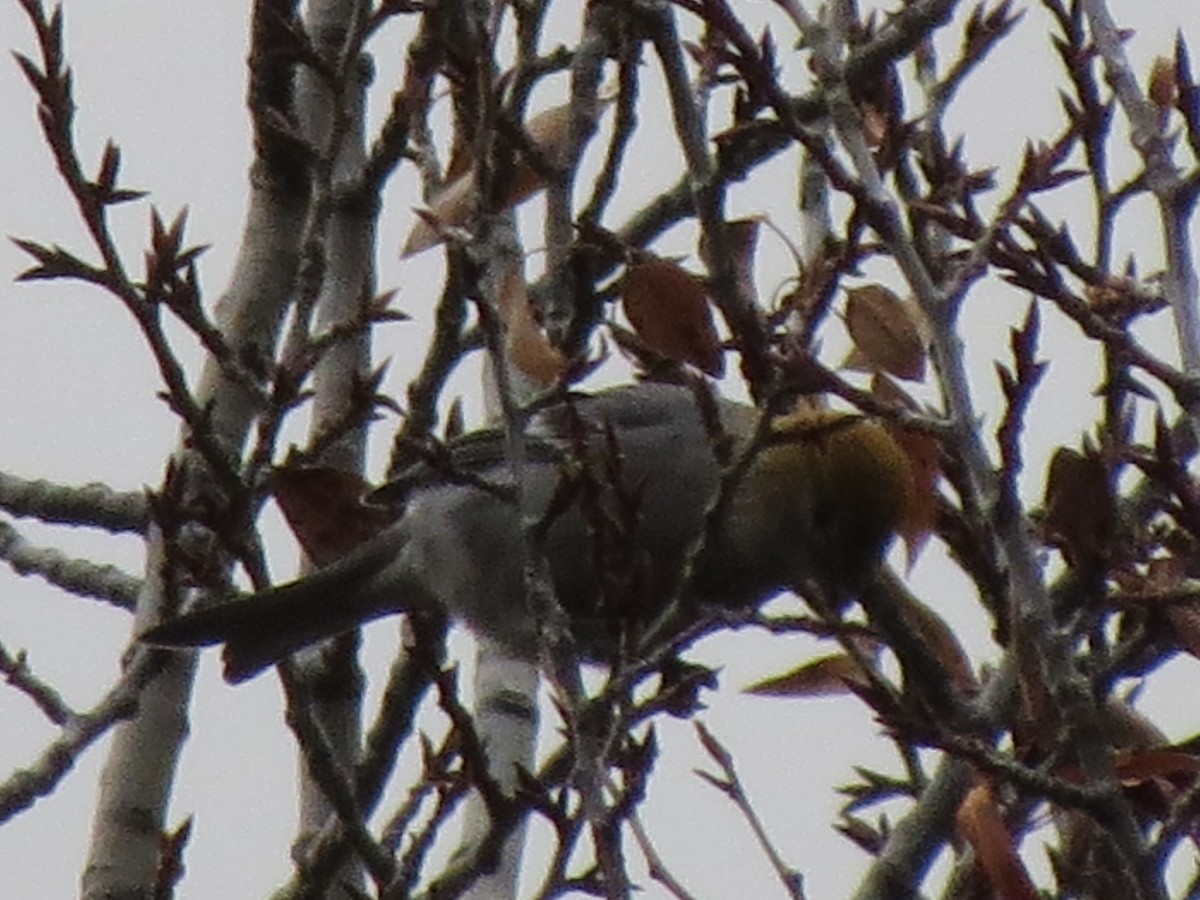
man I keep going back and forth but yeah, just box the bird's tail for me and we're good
[141,533,416,683]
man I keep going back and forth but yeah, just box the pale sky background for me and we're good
[2,1,1200,898]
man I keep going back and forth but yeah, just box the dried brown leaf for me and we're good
[956,783,1038,900]
[496,265,566,386]
[882,419,941,568]
[896,592,978,694]
[401,103,575,257]
[1149,55,1178,110]
[622,258,724,376]
[1041,445,1116,570]
[401,203,472,258]
[743,650,877,698]
[1113,747,1200,783]
[1057,747,1200,819]
[843,285,927,381]
[272,467,392,565]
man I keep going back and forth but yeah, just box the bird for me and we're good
[140,381,915,683]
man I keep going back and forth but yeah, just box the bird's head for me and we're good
[735,409,916,602]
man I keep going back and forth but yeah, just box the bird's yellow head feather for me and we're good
[736,409,915,599]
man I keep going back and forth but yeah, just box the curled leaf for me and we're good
[956,783,1038,900]
[743,648,878,699]
[496,264,566,386]
[401,103,576,257]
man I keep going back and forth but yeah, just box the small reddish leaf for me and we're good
[879,413,941,568]
[272,467,393,565]
[1114,748,1200,783]
[621,258,724,376]
[1058,747,1200,820]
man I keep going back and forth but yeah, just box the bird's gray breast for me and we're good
[401,392,724,658]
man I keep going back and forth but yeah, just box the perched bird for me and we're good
[141,382,914,682]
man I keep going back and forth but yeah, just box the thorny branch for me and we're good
[7,1,1200,899]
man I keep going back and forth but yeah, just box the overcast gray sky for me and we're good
[3,1,1200,897]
